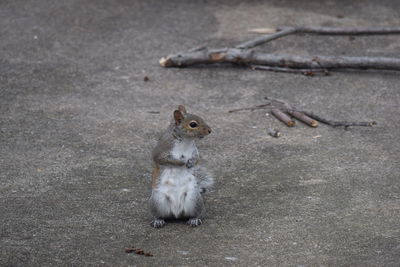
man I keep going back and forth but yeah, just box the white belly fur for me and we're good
[154,139,199,218]
[156,167,198,218]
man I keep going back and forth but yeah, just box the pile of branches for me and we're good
[229,97,376,129]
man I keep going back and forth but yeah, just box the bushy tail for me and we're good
[193,166,214,194]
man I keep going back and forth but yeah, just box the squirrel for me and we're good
[149,105,214,228]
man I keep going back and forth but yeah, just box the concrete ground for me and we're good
[1,0,399,266]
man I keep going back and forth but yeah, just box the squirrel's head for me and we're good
[173,105,212,139]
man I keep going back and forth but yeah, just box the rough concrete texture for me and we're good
[1,0,399,266]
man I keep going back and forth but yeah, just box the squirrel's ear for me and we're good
[173,110,184,125]
[178,105,187,115]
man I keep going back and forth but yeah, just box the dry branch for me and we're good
[239,26,400,49]
[160,26,400,72]
[249,26,400,35]
[241,26,400,49]
[160,48,400,71]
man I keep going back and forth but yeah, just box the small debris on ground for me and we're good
[177,250,189,255]
[125,247,153,257]
[268,128,281,138]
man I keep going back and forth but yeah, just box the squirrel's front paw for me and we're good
[186,158,195,168]
[150,219,166,228]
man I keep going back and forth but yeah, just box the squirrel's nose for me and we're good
[207,128,212,134]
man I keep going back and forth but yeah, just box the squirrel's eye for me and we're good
[189,121,198,128]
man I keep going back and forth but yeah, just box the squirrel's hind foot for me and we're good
[150,219,166,228]
[187,218,202,227]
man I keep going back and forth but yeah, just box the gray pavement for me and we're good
[1,0,399,266]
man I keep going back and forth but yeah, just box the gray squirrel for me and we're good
[149,105,214,228]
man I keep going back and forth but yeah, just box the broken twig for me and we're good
[287,110,319,127]
[228,104,270,113]
[237,27,297,49]
[301,111,376,127]
[250,65,329,76]
[271,108,295,127]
